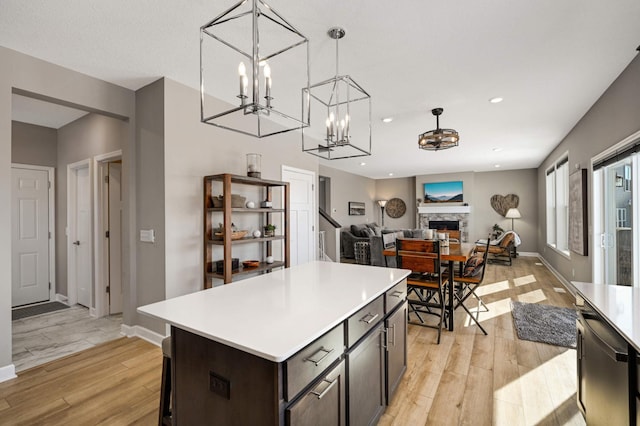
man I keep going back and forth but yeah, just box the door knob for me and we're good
[73,240,80,246]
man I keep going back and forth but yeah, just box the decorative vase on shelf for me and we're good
[246,153,261,178]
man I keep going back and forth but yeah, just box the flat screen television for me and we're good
[423,181,463,203]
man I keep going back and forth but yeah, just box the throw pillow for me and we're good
[366,222,379,229]
[362,227,375,237]
[350,224,367,237]
[463,254,484,277]
[373,226,382,237]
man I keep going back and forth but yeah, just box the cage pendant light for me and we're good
[200,0,310,138]
[418,108,459,151]
[302,27,372,160]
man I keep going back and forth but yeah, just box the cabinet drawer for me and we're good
[347,296,384,348]
[286,360,346,426]
[385,279,407,313]
[285,323,344,401]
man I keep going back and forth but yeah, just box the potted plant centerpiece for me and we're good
[264,224,276,237]
[492,223,504,239]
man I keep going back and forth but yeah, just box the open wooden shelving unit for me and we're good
[203,173,290,287]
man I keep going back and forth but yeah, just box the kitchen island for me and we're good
[572,282,640,425]
[139,261,411,425]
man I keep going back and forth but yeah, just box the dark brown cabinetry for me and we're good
[286,360,346,426]
[347,323,386,426]
[385,301,407,403]
[203,173,290,286]
[171,278,408,425]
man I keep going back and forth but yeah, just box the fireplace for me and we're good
[428,220,459,231]
[418,209,470,242]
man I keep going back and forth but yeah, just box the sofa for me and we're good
[341,223,426,267]
[340,223,381,259]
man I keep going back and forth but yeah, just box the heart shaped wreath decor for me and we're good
[490,194,519,217]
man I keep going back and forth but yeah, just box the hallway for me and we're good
[12,305,122,372]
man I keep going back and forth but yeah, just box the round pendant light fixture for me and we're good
[418,108,459,151]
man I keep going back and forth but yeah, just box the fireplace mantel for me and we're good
[418,205,471,214]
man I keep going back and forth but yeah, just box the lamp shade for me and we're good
[377,200,388,208]
[505,208,521,219]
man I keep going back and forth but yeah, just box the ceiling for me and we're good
[12,94,88,129]
[1,0,639,178]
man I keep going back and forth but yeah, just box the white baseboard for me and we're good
[537,256,576,296]
[517,251,539,257]
[121,324,165,347]
[55,294,68,303]
[0,364,17,383]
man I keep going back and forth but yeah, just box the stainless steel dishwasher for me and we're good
[577,307,631,425]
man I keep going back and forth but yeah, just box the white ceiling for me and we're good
[12,94,88,129]
[1,0,639,178]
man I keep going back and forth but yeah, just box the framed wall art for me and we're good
[569,168,588,256]
[423,181,463,203]
[348,201,365,216]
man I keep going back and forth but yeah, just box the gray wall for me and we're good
[0,45,135,374]
[474,169,538,252]
[56,113,125,296]
[163,78,320,301]
[318,165,376,227]
[11,121,57,167]
[537,55,640,283]
[414,170,537,252]
[375,177,416,230]
[134,79,166,334]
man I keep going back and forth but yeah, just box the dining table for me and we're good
[383,241,476,331]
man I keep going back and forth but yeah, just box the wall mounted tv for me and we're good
[423,181,463,203]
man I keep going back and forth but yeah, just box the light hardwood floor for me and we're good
[0,256,584,425]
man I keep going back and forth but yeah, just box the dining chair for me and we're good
[447,236,491,335]
[396,239,448,344]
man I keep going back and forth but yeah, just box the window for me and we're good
[546,156,569,255]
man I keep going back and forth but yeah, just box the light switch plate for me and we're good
[140,229,155,243]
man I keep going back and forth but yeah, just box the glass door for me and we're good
[594,157,635,286]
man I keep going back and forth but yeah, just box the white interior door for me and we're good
[108,162,123,314]
[70,163,92,307]
[11,167,50,307]
[282,166,316,266]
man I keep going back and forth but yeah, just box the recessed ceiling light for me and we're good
[492,147,503,152]
[489,97,503,103]
[382,117,393,123]
[388,172,394,176]
[494,164,501,168]
[360,162,366,166]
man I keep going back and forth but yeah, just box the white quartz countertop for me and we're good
[571,282,640,352]
[138,261,410,362]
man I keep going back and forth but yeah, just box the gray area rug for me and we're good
[511,301,577,348]
[12,301,69,321]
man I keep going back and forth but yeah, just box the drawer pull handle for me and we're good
[360,313,379,324]
[310,378,338,400]
[304,347,334,366]
[390,290,404,298]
